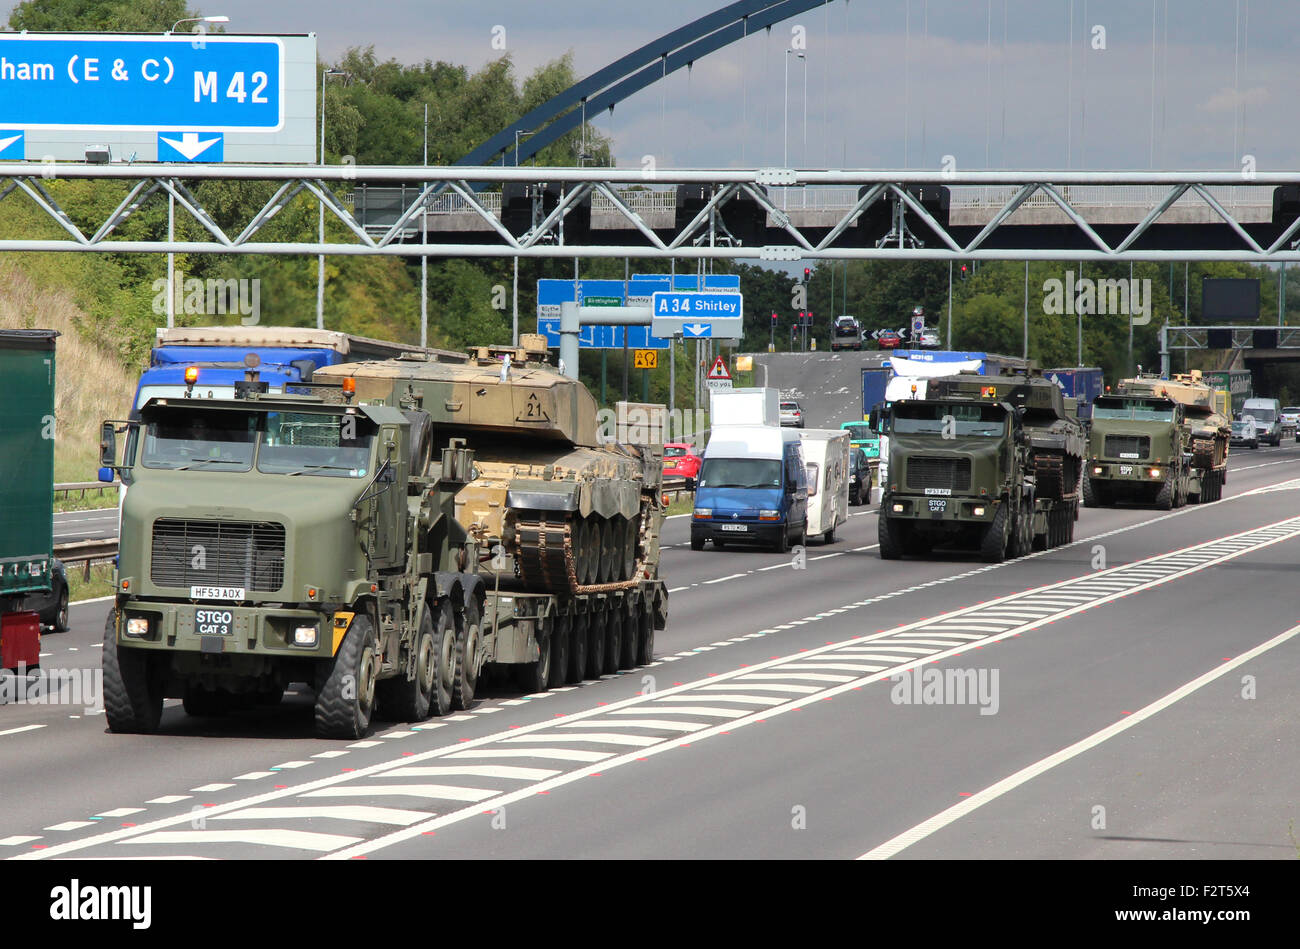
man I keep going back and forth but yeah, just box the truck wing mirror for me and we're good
[868,405,880,433]
[99,421,116,468]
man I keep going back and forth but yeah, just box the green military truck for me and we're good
[873,369,1085,563]
[99,337,668,738]
[1082,371,1228,509]
[1,330,58,672]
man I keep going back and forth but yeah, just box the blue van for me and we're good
[690,425,808,552]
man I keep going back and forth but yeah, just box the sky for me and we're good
[2,0,1295,171]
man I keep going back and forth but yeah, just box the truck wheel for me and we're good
[567,611,588,683]
[103,610,164,734]
[823,524,837,544]
[1154,478,1174,511]
[635,598,656,666]
[379,603,434,723]
[452,595,483,711]
[603,607,622,675]
[516,615,552,693]
[690,534,705,551]
[878,514,903,560]
[980,503,1009,563]
[618,602,639,669]
[1082,470,1098,507]
[548,613,571,689]
[585,606,606,679]
[314,613,379,739]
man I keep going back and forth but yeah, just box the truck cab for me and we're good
[691,427,807,553]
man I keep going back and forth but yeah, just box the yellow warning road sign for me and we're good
[634,349,658,369]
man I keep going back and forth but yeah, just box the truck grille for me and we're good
[1104,434,1150,459]
[906,457,972,492]
[150,519,286,591]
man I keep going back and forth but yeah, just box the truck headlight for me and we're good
[1092,466,1103,475]
[125,617,149,638]
[293,625,318,647]
[693,508,712,518]
[892,502,905,513]
[973,505,986,516]
[1148,468,1161,478]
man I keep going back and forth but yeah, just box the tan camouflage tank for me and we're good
[314,335,665,594]
[1116,370,1231,473]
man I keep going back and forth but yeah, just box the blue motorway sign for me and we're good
[0,34,285,131]
[158,131,223,162]
[536,279,670,350]
[0,130,23,159]
[650,292,744,340]
[632,273,741,291]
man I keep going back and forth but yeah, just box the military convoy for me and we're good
[872,368,1085,562]
[99,335,668,738]
[1083,370,1230,509]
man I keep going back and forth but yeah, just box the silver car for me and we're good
[779,400,805,428]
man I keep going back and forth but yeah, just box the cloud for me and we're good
[1198,86,1271,113]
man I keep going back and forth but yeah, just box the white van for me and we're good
[1242,397,1282,446]
[797,429,850,544]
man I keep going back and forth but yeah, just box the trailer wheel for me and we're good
[516,615,552,693]
[452,595,483,710]
[314,613,378,739]
[548,613,571,689]
[635,598,656,666]
[567,610,589,684]
[618,601,638,669]
[585,605,606,679]
[378,602,441,723]
[103,610,164,734]
[603,606,622,675]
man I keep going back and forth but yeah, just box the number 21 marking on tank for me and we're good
[517,392,550,423]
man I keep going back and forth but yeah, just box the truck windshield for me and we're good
[258,412,374,478]
[140,408,257,470]
[891,403,1006,436]
[1092,402,1175,421]
[842,424,872,440]
[698,458,782,489]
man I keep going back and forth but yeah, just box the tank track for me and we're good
[1029,450,1079,502]
[509,502,653,595]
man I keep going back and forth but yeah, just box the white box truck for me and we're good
[797,429,850,544]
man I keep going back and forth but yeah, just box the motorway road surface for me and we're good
[54,507,118,545]
[4,439,1300,860]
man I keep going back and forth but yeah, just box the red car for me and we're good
[663,442,701,488]
[876,329,902,350]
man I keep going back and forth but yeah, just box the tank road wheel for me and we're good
[103,610,164,734]
[618,600,639,670]
[585,604,607,679]
[1082,470,1098,508]
[603,605,623,675]
[598,519,616,583]
[548,613,572,689]
[635,597,656,666]
[574,519,594,587]
[980,502,1010,564]
[516,615,553,694]
[585,518,603,585]
[620,515,638,580]
[452,595,483,711]
[567,610,589,684]
[314,613,379,739]
[878,514,903,560]
[1154,477,1174,511]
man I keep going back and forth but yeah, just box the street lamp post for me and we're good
[317,68,349,330]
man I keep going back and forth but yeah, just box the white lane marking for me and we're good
[919,623,1015,633]
[379,730,416,738]
[878,638,986,647]
[747,671,855,683]
[472,707,503,714]
[211,806,429,826]
[611,705,745,718]
[271,761,314,770]
[234,772,275,781]
[860,621,1300,860]
[699,682,819,694]
[704,573,748,585]
[653,693,785,705]
[558,719,708,732]
[122,829,360,852]
[146,795,191,805]
[347,740,383,749]
[44,821,96,832]
[95,808,144,818]
[0,725,45,737]
[311,751,348,759]
[668,586,691,592]
[384,765,560,781]
[411,723,445,730]
[0,836,41,846]
[499,699,530,706]
[842,645,938,655]
[446,748,612,763]
[789,662,888,673]
[190,783,234,792]
[302,784,497,803]
[501,732,660,747]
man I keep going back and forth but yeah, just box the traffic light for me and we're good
[804,267,811,283]
[960,264,968,278]
[771,312,778,325]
